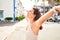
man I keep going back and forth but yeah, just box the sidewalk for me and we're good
[0,21,60,40]
[0,21,17,26]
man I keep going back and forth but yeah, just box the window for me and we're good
[0,10,3,18]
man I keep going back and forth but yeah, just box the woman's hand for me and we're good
[54,5,60,12]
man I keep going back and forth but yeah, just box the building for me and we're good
[0,0,24,21]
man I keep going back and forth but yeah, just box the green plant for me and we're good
[16,16,25,21]
[56,0,60,2]
[36,0,39,2]
[5,17,13,21]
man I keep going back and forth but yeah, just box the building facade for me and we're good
[0,0,23,21]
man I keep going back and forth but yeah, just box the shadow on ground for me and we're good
[0,21,17,26]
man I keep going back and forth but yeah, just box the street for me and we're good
[0,22,60,40]
[38,22,60,40]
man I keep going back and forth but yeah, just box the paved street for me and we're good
[0,21,60,40]
[38,22,60,40]
[0,21,16,26]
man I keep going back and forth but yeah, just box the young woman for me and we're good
[4,6,60,40]
[26,6,60,40]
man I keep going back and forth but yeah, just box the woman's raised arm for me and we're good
[31,6,60,35]
[35,6,60,28]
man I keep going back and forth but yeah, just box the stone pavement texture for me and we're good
[0,20,60,40]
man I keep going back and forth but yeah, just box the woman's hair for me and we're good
[33,8,41,21]
[33,8,42,30]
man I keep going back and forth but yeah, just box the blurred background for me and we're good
[0,0,60,40]
[0,0,60,22]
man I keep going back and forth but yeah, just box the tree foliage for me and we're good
[37,0,39,2]
[56,0,60,2]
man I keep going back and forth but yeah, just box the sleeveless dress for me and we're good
[26,26,38,40]
[4,19,38,40]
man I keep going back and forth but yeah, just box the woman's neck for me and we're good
[27,18,34,23]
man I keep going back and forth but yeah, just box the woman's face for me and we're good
[25,9,36,20]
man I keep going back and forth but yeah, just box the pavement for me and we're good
[38,22,60,40]
[0,21,60,40]
[0,21,17,26]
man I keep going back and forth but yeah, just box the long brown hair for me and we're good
[33,8,43,30]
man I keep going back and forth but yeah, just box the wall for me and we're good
[0,0,13,20]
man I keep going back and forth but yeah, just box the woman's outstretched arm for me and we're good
[31,6,60,35]
[36,6,60,27]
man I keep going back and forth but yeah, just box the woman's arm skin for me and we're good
[36,6,60,28]
[31,6,60,35]
[36,8,56,26]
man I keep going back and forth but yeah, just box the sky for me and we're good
[20,0,35,10]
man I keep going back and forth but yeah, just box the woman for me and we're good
[26,6,60,40]
[4,6,60,40]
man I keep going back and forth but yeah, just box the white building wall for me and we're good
[0,0,24,21]
[0,0,13,20]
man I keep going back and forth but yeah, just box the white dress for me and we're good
[26,27,37,40]
[4,19,37,40]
